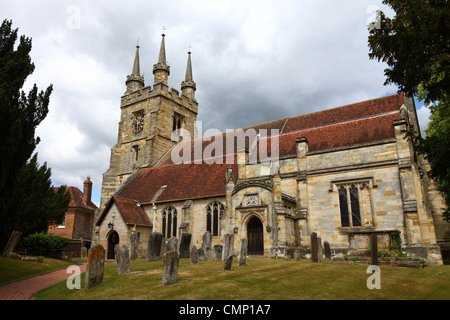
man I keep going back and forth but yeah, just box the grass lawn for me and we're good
[34,257,450,300]
[0,256,74,285]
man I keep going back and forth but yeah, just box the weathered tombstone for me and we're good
[147,232,163,261]
[179,233,192,258]
[81,246,88,259]
[214,245,223,260]
[2,231,22,256]
[223,255,233,270]
[190,245,199,265]
[167,237,178,253]
[162,251,179,285]
[130,233,139,260]
[311,232,318,263]
[285,249,292,261]
[205,247,214,261]
[237,238,248,266]
[202,231,212,252]
[115,245,131,275]
[198,247,205,261]
[370,233,378,266]
[324,241,331,260]
[222,233,234,260]
[317,237,323,262]
[85,244,106,289]
[294,249,301,261]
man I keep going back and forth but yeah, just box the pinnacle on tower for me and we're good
[153,33,170,86]
[126,44,145,93]
[181,50,196,100]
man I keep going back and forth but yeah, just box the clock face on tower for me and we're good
[132,113,144,133]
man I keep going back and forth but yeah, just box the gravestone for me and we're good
[147,232,163,261]
[81,246,88,259]
[214,245,223,260]
[167,237,178,253]
[115,245,131,275]
[85,244,106,289]
[202,231,212,252]
[162,251,179,285]
[2,230,22,256]
[324,241,331,260]
[223,255,233,270]
[205,247,214,261]
[179,233,192,258]
[130,233,139,260]
[190,245,199,265]
[222,233,234,260]
[285,249,293,261]
[237,238,248,266]
[370,233,378,266]
[317,237,323,262]
[294,249,301,261]
[198,247,205,260]
[311,232,318,263]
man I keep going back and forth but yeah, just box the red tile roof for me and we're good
[54,186,98,211]
[96,195,151,227]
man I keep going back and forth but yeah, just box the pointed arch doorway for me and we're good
[247,216,264,255]
[107,231,119,259]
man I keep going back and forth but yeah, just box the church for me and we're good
[93,33,448,265]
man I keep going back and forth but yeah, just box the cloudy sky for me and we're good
[2,0,431,206]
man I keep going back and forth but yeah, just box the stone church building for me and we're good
[94,33,448,265]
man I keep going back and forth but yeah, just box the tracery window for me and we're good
[162,206,177,238]
[206,201,225,236]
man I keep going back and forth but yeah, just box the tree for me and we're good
[0,19,67,247]
[11,154,71,237]
[368,0,449,221]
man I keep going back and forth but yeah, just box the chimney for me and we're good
[83,177,93,204]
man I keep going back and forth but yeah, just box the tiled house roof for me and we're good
[54,186,98,211]
[96,195,151,227]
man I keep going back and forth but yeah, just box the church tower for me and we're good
[98,33,198,215]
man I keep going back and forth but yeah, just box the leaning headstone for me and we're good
[130,233,139,260]
[370,233,378,266]
[294,249,301,261]
[222,233,234,260]
[317,237,323,262]
[237,238,248,266]
[85,244,106,289]
[202,231,212,252]
[190,245,199,265]
[2,230,22,256]
[167,237,178,253]
[115,245,131,275]
[162,251,179,285]
[214,245,223,260]
[223,255,233,270]
[147,232,163,261]
[324,241,331,260]
[311,232,318,263]
[179,233,192,258]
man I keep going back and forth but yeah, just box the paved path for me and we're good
[0,262,86,300]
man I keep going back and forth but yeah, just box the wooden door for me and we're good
[247,217,264,255]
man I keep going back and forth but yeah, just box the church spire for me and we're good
[181,49,196,100]
[126,44,144,94]
[153,32,170,87]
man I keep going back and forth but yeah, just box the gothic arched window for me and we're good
[206,201,225,236]
[162,206,177,238]
[338,184,363,228]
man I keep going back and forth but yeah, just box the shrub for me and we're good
[20,233,70,256]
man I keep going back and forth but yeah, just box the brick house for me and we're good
[48,177,97,256]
